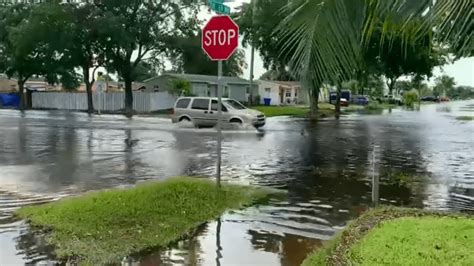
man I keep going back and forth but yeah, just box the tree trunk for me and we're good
[387,78,396,96]
[124,77,134,116]
[335,85,341,120]
[83,68,94,114]
[18,79,26,111]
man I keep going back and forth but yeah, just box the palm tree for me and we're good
[277,0,472,115]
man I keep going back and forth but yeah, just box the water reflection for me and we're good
[0,101,473,265]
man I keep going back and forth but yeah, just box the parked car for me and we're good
[439,97,450,102]
[421,96,438,102]
[353,95,369,105]
[329,90,352,105]
[340,98,349,107]
[381,95,403,105]
[172,97,266,128]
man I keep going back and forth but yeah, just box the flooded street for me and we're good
[1,101,473,265]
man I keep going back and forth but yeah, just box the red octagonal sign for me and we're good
[202,15,239,61]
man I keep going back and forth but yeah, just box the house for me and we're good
[257,80,330,106]
[0,75,61,93]
[257,80,307,105]
[143,73,255,103]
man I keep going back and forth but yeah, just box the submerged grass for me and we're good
[302,207,474,266]
[16,177,273,264]
[456,115,474,121]
[253,105,310,117]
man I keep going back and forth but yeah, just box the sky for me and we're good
[221,0,474,87]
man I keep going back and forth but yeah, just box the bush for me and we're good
[403,90,419,107]
[169,79,192,96]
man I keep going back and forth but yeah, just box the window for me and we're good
[211,100,228,112]
[265,88,271,92]
[224,99,246,110]
[285,89,292,97]
[176,98,191,109]
[191,99,210,110]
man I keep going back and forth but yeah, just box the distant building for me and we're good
[257,80,329,105]
[0,75,61,93]
[143,73,255,103]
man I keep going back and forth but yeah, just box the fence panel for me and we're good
[32,92,174,112]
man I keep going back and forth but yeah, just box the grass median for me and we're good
[16,177,275,264]
[303,207,474,265]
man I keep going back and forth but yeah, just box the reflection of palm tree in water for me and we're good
[215,218,222,266]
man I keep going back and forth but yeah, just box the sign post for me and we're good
[96,73,106,115]
[202,15,239,187]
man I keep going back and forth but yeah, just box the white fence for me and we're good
[32,92,176,112]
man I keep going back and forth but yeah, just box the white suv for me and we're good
[172,97,266,128]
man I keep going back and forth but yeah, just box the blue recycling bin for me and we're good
[263,98,271,106]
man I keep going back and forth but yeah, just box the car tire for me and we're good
[179,117,191,122]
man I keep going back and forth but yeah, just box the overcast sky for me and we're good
[215,0,474,87]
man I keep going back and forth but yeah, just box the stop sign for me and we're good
[202,15,239,61]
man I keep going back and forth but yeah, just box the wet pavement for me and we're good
[0,101,473,265]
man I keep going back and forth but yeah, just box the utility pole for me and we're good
[248,0,258,104]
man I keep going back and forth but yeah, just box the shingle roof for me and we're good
[145,73,250,85]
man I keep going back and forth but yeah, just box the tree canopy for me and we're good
[164,34,247,76]
[0,3,76,109]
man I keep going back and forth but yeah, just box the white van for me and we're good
[172,97,266,128]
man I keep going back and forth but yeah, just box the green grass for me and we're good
[348,216,474,265]
[253,105,310,117]
[252,102,397,119]
[302,207,474,266]
[16,177,273,264]
[456,115,474,121]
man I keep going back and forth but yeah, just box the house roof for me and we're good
[144,73,250,85]
[258,80,301,87]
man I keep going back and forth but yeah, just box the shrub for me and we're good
[403,90,419,107]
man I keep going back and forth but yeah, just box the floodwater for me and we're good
[0,101,473,265]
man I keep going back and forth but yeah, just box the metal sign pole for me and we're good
[98,92,101,115]
[216,60,223,187]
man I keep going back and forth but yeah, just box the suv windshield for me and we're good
[224,99,246,110]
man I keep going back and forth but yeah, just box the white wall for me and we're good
[258,81,280,105]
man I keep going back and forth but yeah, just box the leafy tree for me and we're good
[166,34,247,76]
[0,3,75,110]
[433,75,456,97]
[259,69,295,81]
[277,0,470,107]
[236,0,293,74]
[134,61,158,82]
[450,86,474,100]
[61,3,105,113]
[364,23,446,95]
[60,71,83,91]
[95,0,201,115]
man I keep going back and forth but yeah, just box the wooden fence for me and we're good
[32,92,176,112]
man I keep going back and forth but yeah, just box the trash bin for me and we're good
[263,98,271,106]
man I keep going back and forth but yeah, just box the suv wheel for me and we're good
[230,118,243,125]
